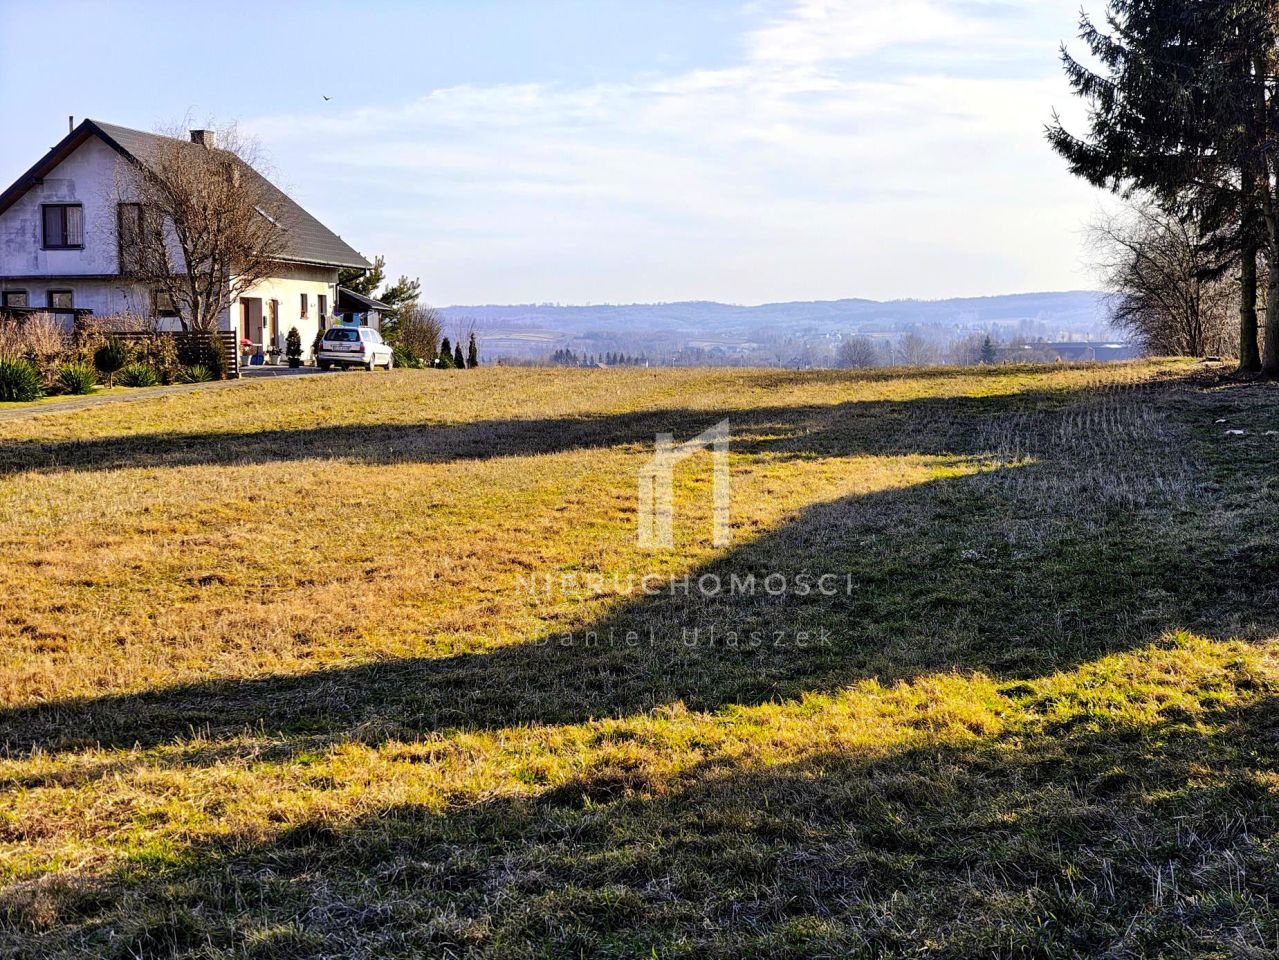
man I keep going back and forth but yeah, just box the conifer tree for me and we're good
[339,255,385,296]
[467,332,479,368]
[980,336,996,365]
[1048,0,1274,373]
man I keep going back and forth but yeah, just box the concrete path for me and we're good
[239,366,328,381]
[0,380,244,424]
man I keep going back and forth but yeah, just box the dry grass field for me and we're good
[1,360,1278,957]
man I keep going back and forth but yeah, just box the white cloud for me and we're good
[247,0,1100,304]
[745,0,977,64]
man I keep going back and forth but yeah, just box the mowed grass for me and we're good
[0,360,1278,957]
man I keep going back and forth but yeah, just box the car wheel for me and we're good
[318,360,331,371]
[366,359,376,372]
[385,354,395,370]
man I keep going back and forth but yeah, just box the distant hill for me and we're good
[438,291,1118,365]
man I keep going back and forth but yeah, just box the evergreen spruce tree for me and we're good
[1047,0,1274,373]
[438,337,453,368]
[467,332,479,368]
[339,255,385,296]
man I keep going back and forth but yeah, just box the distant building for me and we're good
[1005,341,1141,363]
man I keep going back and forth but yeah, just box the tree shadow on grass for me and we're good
[0,371,1188,479]
[0,374,1270,758]
[11,674,1278,957]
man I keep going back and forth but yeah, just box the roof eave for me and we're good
[276,253,372,271]
[338,286,393,311]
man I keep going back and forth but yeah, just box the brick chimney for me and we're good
[189,129,216,148]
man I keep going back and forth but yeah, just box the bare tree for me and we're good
[836,336,882,369]
[1089,200,1239,358]
[947,334,987,367]
[116,124,289,335]
[896,333,939,367]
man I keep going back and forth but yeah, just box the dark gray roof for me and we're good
[0,119,370,271]
[337,286,392,312]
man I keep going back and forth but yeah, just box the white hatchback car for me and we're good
[316,326,394,371]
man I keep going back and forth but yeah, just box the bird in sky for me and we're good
[322,95,331,101]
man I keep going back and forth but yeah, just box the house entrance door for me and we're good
[240,298,264,349]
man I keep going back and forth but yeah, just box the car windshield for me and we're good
[324,329,359,342]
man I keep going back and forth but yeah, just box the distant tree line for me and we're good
[548,349,648,367]
[835,333,999,369]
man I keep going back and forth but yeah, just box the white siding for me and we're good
[0,137,124,278]
[231,264,339,354]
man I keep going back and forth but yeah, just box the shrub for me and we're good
[93,338,129,387]
[71,315,112,366]
[119,363,159,388]
[392,344,422,369]
[207,336,226,380]
[0,314,74,388]
[436,337,455,369]
[396,304,443,364]
[132,333,180,384]
[286,327,303,366]
[174,333,225,379]
[20,313,70,379]
[177,364,214,383]
[0,320,22,363]
[0,359,42,402]
[57,362,97,395]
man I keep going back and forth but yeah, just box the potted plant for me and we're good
[285,327,303,368]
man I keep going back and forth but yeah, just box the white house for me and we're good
[0,118,370,357]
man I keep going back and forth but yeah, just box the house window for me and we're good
[318,294,327,319]
[118,203,143,274]
[48,290,73,310]
[300,293,308,319]
[1,291,28,309]
[153,289,177,317]
[42,204,84,249]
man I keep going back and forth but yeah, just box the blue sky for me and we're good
[0,0,1104,306]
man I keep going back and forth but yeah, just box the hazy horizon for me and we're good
[436,287,1106,310]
